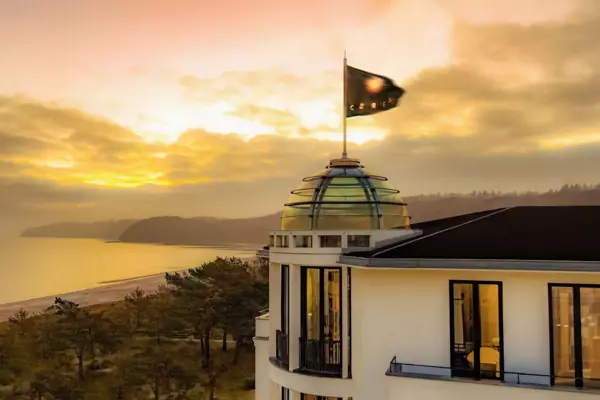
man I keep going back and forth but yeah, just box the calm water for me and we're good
[0,237,256,305]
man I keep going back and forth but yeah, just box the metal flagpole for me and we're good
[342,50,348,158]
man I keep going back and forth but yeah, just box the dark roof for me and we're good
[349,206,600,262]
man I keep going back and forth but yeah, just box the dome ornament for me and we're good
[279,52,409,231]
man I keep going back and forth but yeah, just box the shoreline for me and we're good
[0,253,258,322]
[0,272,173,321]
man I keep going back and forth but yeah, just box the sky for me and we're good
[1,0,600,234]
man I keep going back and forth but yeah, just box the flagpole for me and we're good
[342,50,348,158]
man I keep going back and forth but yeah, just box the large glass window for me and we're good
[450,281,503,380]
[300,267,342,375]
[550,284,600,389]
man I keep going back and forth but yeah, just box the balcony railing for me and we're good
[275,330,289,368]
[299,337,342,376]
[387,357,600,389]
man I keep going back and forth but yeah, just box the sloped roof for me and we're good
[346,206,600,262]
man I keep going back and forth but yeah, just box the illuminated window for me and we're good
[550,284,600,389]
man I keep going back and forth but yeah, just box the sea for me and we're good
[0,237,257,305]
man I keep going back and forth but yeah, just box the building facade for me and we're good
[254,157,600,400]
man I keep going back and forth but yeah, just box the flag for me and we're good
[346,65,405,118]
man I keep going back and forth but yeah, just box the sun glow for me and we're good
[539,133,600,150]
[80,172,169,188]
[310,128,386,144]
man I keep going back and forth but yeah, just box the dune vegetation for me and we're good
[0,257,268,400]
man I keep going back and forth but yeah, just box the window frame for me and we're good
[548,283,600,388]
[319,235,342,248]
[281,265,289,334]
[294,234,313,248]
[300,266,343,374]
[347,234,370,248]
[448,280,504,381]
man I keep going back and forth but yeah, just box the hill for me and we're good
[21,184,600,245]
[21,219,136,240]
[118,214,280,246]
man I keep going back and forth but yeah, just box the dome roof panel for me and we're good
[281,159,410,230]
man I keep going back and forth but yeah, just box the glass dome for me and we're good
[281,158,410,230]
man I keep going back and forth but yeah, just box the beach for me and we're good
[0,272,171,321]
[0,237,257,318]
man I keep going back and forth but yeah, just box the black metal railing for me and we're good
[387,357,600,389]
[299,337,342,376]
[275,330,289,367]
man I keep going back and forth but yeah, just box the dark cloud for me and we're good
[0,132,54,156]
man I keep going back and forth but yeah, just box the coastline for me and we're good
[0,271,174,322]
[0,253,258,322]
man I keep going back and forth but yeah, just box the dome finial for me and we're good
[328,157,362,168]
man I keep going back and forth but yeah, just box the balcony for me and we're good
[386,358,600,397]
[298,337,342,377]
[275,330,289,368]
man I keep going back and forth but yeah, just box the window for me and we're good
[300,267,342,375]
[319,235,342,248]
[276,265,290,366]
[281,265,289,334]
[450,281,503,381]
[348,268,352,378]
[294,235,313,248]
[277,235,289,248]
[300,395,341,400]
[550,284,600,389]
[281,387,290,400]
[347,234,370,247]
[269,235,275,247]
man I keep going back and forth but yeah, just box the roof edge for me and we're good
[338,255,600,273]
[372,207,513,257]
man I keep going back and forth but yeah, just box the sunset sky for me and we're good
[1,0,600,234]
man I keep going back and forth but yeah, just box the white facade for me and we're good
[254,229,600,399]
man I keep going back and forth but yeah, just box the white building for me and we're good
[254,156,600,400]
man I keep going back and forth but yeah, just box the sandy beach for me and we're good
[0,272,172,321]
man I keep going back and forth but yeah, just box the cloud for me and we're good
[2,0,600,234]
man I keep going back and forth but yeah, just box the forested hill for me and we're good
[118,214,280,246]
[21,219,137,240]
[21,184,600,245]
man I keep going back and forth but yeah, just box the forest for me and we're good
[0,257,268,400]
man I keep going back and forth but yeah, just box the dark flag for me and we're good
[346,65,405,118]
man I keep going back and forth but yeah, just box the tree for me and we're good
[0,331,28,387]
[127,344,176,400]
[166,257,268,399]
[166,265,222,369]
[109,350,146,400]
[27,369,84,400]
[8,309,35,339]
[145,286,185,345]
[46,297,111,381]
[124,287,151,337]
